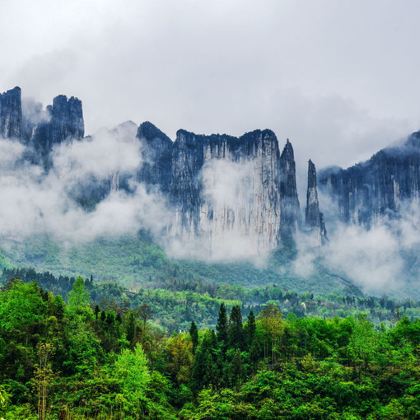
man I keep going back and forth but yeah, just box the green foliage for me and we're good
[0,281,46,332]
[189,321,199,354]
[216,303,228,345]
[0,278,418,418]
[113,344,151,413]
[66,276,91,316]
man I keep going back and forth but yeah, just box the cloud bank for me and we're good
[0,127,170,244]
[293,200,420,297]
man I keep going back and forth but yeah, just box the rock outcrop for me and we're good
[279,140,300,242]
[32,95,84,164]
[319,131,420,226]
[0,87,84,168]
[305,159,327,241]
[0,87,22,139]
[167,128,283,252]
[137,121,173,193]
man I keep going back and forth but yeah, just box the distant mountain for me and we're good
[0,86,327,250]
[319,131,420,226]
[1,86,420,299]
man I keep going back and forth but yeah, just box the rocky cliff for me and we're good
[305,159,327,241]
[137,121,173,193]
[319,131,420,225]
[279,139,300,242]
[0,86,329,253]
[169,128,284,252]
[0,87,84,168]
[135,125,291,251]
[31,95,84,167]
[0,87,22,139]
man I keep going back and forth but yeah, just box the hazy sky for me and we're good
[1,0,420,170]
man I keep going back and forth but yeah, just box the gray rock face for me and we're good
[0,87,84,170]
[305,159,327,241]
[32,95,84,163]
[0,87,22,139]
[305,160,319,227]
[137,121,173,193]
[169,129,283,252]
[319,131,420,225]
[279,140,300,242]
[135,125,293,251]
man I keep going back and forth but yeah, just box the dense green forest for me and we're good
[2,268,418,331]
[0,277,419,419]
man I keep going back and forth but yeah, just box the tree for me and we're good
[67,277,92,318]
[228,306,243,349]
[64,279,99,375]
[258,304,284,365]
[189,321,199,354]
[216,303,228,345]
[229,349,243,388]
[245,310,256,348]
[348,316,379,374]
[126,310,138,348]
[165,334,193,384]
[33,342,55,420]
[113,344,151,414]
[138,304,153,331]
[191,330,220,391]
[94,305,100,320]
[0,280,46,333]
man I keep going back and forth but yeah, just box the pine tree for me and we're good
[191,330,219,391]
[216,303,228,345]
[230,349,243,389]
[228,305,243,349]
[246,310,256,348]
[189,321,199,354]
[126,311,137,348]
[94,305,100,320]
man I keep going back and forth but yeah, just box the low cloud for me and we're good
[0,122,418,298]
[293,200,420,297]
[0,125,171,244]
[165,158,272,264]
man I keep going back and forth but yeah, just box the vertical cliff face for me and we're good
[32,95,84,157]
[0,88,84,147]
[49,95,84,144]
[168,129,282,253]
[319,131,420,226]
[305,159,327,241]
[0,87,22,139]
[137,121,173,193]
[279,140,300,242]
[305,159,320,227]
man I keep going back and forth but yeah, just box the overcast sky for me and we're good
[1,0,420,171]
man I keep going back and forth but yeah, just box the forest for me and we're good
[0,276,419,419]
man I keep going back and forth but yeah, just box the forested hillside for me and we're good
[0,278,418,419]
[2,268,418,331]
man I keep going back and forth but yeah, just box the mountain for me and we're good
[319,131,420,226]
[305,159,327,241]
[1,86,420,299]
[141,126,286,251]
[0,87,315,250]
[0,86,22,138]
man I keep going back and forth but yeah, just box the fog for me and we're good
[293,198,420,297]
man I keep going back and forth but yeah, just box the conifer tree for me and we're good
[189,321,199,354]
[191,330,219,391]
[216,303,228,345]
[228,305,243,349]
[246,310,256,347]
